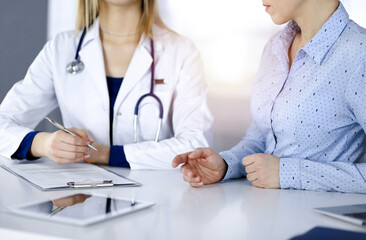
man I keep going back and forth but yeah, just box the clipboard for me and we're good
[1,158,141,191]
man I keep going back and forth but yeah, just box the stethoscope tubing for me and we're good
[75,28,87,61]
[133,39,164,143]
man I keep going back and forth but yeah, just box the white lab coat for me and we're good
[0,19,213,169]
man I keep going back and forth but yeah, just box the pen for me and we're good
[45,117,98,151]
[49,206,67,217]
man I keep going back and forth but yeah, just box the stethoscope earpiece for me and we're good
[66,59,84,74]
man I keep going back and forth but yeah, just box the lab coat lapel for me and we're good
[115,38,153,107]
[78,26,109,109]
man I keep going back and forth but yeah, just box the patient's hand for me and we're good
[172,148,228,187]
[243,153,280,189]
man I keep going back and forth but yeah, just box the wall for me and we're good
[0,0,52,131]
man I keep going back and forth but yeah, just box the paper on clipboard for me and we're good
[1,158,140,190]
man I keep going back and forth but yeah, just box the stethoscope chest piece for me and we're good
[66,28,87,74]
[66,59,84,74]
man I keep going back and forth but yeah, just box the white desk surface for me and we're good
[0,159,365,240]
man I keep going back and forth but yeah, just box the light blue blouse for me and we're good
[220,3,366,193]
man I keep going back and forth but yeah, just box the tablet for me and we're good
[7,193,154,226]
[314,204,366,226]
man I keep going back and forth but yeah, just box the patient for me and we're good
[173,0,366,193]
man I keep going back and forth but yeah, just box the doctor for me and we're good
[0,0,213,169]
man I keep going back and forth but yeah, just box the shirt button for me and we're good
[102,106,106,111]
[117,112,122,116]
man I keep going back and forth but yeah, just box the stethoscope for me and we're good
[66,28,163,143]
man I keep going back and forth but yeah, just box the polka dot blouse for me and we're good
[220,3,366,193]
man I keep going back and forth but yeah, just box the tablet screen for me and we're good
[9,194,154,226]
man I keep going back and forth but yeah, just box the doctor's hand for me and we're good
[243,153,280,189]
[30,128,94,164]
[172,148,228,187]
[84,143,110,165]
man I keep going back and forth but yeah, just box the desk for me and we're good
[0,158,365,240]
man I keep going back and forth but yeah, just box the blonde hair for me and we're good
[76,0,167,40]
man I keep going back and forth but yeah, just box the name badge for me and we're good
[154,79,165,85]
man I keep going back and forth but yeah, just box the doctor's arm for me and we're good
[0,37,91,163]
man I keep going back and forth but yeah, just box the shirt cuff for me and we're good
[219,151,247,182]
[11,131,40,160]
[279,158,302,189]
[108,145,130,168]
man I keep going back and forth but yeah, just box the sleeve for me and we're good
[279,53,366,193]
[220,120,266,181]
[109,145,130,168]
[123,38,214,169]
[0,39,57,159]
[11,131,40,160]
[279,158,366,193]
